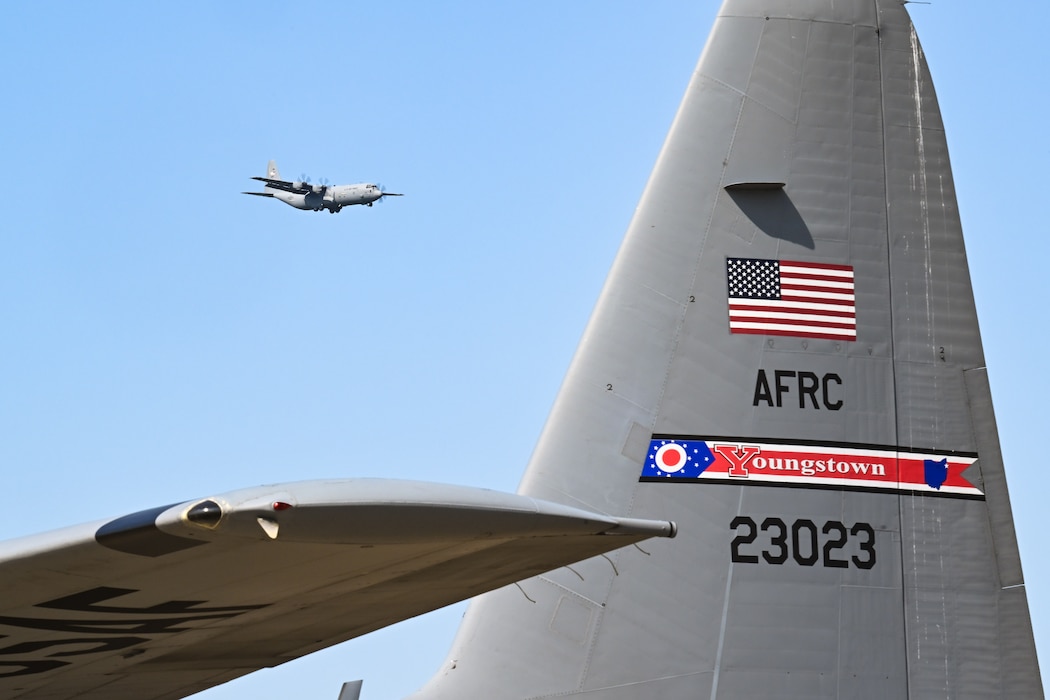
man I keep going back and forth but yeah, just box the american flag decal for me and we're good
[726,258,856,341]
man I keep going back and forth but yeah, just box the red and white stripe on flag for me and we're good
[726,258,856,341]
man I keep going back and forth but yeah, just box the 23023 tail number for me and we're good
[730,516,876,569]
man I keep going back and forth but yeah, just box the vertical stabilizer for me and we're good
[409,1,1043,697]
[267,159,280,180]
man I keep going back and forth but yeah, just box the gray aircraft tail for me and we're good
[267,159,280,180]
[407,1,1043,698]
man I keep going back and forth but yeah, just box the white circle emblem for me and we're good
[654,443,688,473]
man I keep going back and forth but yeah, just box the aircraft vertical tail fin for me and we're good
[407,1,1043,698]
[267,159,280,180]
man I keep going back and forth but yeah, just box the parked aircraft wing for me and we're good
[0,478,673,699]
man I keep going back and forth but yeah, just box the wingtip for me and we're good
[606,517,677,539]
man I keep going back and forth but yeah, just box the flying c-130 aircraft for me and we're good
[242,160,403,213]
[1,1,1044,698]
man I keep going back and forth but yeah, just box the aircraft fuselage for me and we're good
[267,183,385,213]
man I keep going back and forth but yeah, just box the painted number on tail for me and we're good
[730,516,876,569]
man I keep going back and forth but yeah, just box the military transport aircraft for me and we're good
[1,1,1043,699]
[242,160,403,213]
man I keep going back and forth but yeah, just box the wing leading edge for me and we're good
[250,176,311,194]
[0,479,673,700]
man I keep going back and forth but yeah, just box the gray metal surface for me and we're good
[408,1,1043,698]
[0,479,671,699]
[337,680,363,700]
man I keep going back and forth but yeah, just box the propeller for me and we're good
[297,174,329,194]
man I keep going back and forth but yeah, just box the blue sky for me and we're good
[2,2,1047,698]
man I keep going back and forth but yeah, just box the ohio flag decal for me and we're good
[726,258,856,341]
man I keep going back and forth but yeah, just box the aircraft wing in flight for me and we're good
[250,175,313,194]
[0,478,674,700]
